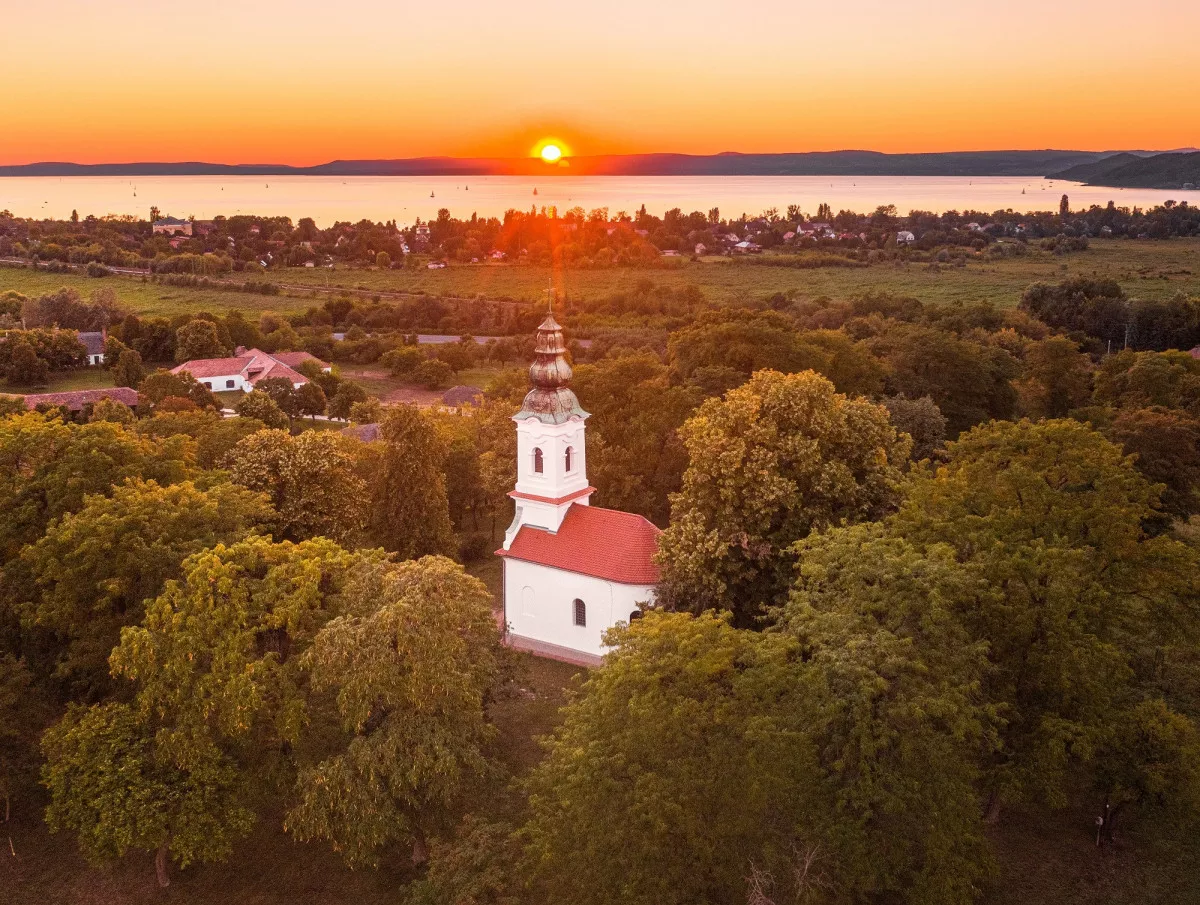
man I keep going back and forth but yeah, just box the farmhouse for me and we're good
[497,312,661,666]
[78,331,106,366]
[171,348,328,392]
[152,217,192,236]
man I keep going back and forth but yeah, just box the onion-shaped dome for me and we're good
[516,313,589,424]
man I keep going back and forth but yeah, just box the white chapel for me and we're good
[497,312,661,666]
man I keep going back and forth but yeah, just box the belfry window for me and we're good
[533,447,544,473]
[573,598,586,626]
[565,446,574,472]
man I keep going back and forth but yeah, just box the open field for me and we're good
[336,364,510,404]
[252,238,1200,307]
[0,265,312,318]
[3,239,1199,322]
[14,368,117,394]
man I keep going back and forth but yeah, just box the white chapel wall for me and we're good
[504,558,655,658]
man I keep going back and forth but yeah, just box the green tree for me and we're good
[41,702,253,888]
[348,397,383,425]
[136,409,266,469]
[88,397,136,424]
[520,608,990,905]
[656,370,909,625]
[520,613,805,905]
[0,413,192,560]
[139,369,218,410]
[1093,349,1200,415]
[112,348,146,388]
[226,430,367,544]
[415,358,453,390]
[779,524,994,903]
[110,536,382,772]
[295,381,327,420]
[286,556,501,866]
[6,339,49,386]
[256,375,301,421]
[381,346,424,377]
[174,319,227,363]
[881,394,947,461]
[329,381,370,421]
[867,323,1019,435]
[1,655,47,825]
[1108,406,1200,520]
[1015,335,1093,419]
[668,312,886,397]
[891,418,1198,818]
[376,251,391,269]
[572,352,699,525]
[367,406,456,559]
[24,479,274,694]
[234,389,288,429]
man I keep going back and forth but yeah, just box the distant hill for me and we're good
[0,150,1131,178]
[1051,151,1200,189]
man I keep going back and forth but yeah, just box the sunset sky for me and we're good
[2,0,1197,165]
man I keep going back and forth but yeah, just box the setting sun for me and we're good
[540,143,563,163]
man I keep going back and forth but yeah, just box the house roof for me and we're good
[21,387,140,412]
[171,356,252,379]
[171,349,308,387]
[340,422,381,442]
[78,331,106,356]
[442,385,484,407]
[499,504,662,585]
[153,217,189,226]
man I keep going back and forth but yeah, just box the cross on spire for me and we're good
[545,279,555,313]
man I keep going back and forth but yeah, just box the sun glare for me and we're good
[540,143,563,163]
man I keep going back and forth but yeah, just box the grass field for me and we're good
[0,265,312,318]
[2,239,1198,322]
[259,238,1200,307]
[18,368,117,394]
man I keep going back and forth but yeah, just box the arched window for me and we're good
[565,446,574,472]
[629,610,643,622]
[533,447,544,473]
[573,598,586,627]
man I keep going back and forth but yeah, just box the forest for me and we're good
[1,238,1200,904]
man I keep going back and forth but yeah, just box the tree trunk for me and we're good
[411,831,428,866]
[155,841,171,888]
[983,789,1003,824]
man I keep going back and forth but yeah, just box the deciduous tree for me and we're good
[41,702,253,888]
[286,556,501,866]
[656,370,909,625]
[226,430,367,544]
[24,479,274,694]
[367,406,456,559]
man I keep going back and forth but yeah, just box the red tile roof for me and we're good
[499,504,662,585]
[21,387,141,412]
[171,349,309,387]
[171,356,249,379]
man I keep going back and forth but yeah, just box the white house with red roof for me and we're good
[170,348,328,392]
[497,313,661,666]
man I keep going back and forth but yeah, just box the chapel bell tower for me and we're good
[503,311,593,545]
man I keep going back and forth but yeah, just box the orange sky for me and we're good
[2,0,1197,165]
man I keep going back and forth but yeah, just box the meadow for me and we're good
[3,239,1199,322]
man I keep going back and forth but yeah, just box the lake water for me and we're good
[2,175,1197,227]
